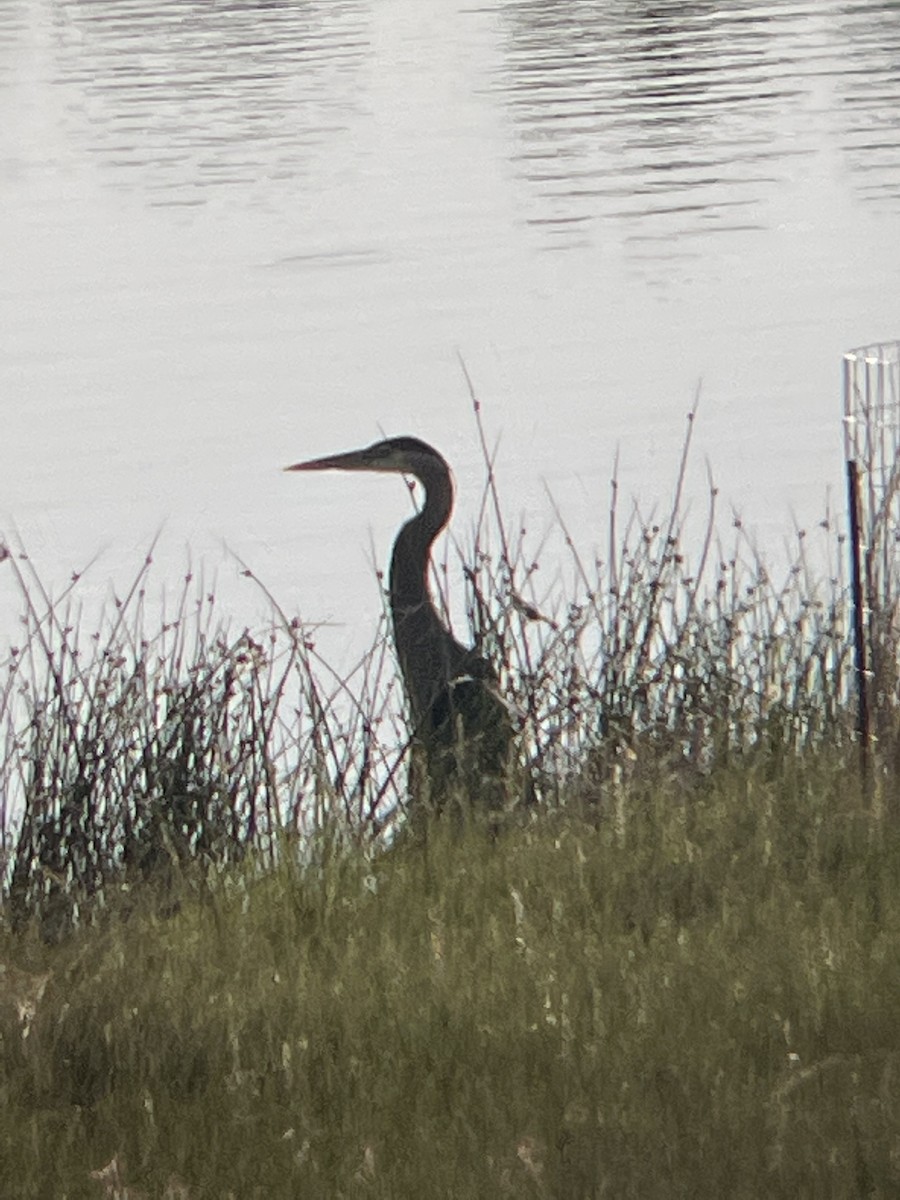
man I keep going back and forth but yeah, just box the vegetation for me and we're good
[1,407,898,1197]
[3,770,900,1199]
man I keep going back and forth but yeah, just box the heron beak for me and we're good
[284,449,372,473]
[285,444,399,474]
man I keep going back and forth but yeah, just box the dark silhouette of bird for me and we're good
[285,436,515,816]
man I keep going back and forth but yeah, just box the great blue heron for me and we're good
[285,436,514,814]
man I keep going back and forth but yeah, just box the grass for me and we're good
[1,401,899,1197]
[2,757,899,1198]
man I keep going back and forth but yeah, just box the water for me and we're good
[2,0,900,664]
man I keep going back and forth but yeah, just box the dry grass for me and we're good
[2,768,899,1198]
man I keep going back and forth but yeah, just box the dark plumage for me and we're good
[286,436,514,813]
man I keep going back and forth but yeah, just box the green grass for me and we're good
[2,750,898,1199]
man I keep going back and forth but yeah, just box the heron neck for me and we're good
[388,470,453,619]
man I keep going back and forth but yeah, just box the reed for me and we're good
[0,408,893,931]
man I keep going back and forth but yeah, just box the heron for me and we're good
[285,436,515,815]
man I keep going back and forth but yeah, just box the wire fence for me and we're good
[843,340,900,772]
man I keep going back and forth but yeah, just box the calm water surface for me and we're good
[2,0,900,659]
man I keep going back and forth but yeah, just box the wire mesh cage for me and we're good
[842,340,900,758]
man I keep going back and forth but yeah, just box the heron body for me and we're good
[286,437,514,813]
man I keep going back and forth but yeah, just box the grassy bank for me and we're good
[2,411,899,1196]
[2,751,899,1198]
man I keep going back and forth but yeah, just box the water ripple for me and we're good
[494,0,900,250]
[44,0,370,203]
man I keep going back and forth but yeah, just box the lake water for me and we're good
[3,0,900,665]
